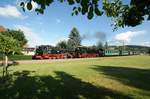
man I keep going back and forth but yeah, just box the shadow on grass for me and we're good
[0,70,133,99]
[92,65,150,91]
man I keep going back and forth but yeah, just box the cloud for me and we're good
[141,42,150,47]
[56,19,61,23]
[15,25,68,47]
[39,22,43,25]
[114,31,146,43]
[15,25,46,47]
[0,5,23,18]
[31,1,38,10]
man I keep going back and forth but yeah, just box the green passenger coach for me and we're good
[104,50,120,56]
[104,50,130,56]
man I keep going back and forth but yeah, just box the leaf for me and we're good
[27,2,32,10]
[73,7,77,11]
[41,4,46,9]
[22,7,25,12]
[92,0,98,4]
[76,0,80,3]
[95,7,103,16]
[46,0,54,6]
[35,8,44,14]
[60,0,64,3]
[81,5,88,15]
[67,0,75,5]
[78,7,81,12]
[20,2,25,7]
[87,6,94,19]
[148,15,150,20]
[72,12,74,16]
[75,10,78,15]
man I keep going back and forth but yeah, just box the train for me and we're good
[104,49,137,56]
[32,45,138,59]
[32,45,65,59]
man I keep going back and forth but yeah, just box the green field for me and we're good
[0,55,150,99]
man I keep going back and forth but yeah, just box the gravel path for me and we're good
[4,58,99,65]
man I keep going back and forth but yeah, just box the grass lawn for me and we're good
[0,55,32,61]
[0,55,150,99]
[9,55,32,60]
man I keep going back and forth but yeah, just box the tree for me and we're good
[56,40,68,50]
[0,34,21,76]
[67,27,81,51]
[20,0,150,29]
[148,48,150,55]
[1,29,27,47]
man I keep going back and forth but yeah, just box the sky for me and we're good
[0,0,150,47]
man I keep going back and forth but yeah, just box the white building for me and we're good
[22,47,36,55]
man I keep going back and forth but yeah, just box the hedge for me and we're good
[0,55,32,60]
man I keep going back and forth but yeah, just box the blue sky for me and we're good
[0,0,150,47]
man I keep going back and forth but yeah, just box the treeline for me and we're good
[55,27,105,52]
[126,45,150,54]
[56,27,81,51]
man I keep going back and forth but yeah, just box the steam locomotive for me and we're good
[32,45,137,59]
[32,45,103,59]
[32,45,65,59]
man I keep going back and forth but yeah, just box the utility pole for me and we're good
[123,41,125,51]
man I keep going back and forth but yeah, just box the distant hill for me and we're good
[109,45,150,54]
[126,45,150,54]
[126,45,150,49]
[109,45,150,48]
[0,25,6,32]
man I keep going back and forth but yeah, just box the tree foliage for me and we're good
[68,27,81,51]
[20,0,150,29]
[56,40,68,50]
[1,29,27,47]
[148,48,150,55]
[0,34,21,55]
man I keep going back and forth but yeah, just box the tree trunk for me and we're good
[5,55,8,67]
[2,55,8,77]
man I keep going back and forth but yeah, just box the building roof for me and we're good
[23,47,36,51]
[0,26,6,32]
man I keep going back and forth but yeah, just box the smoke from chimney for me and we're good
[82,32,106,43]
